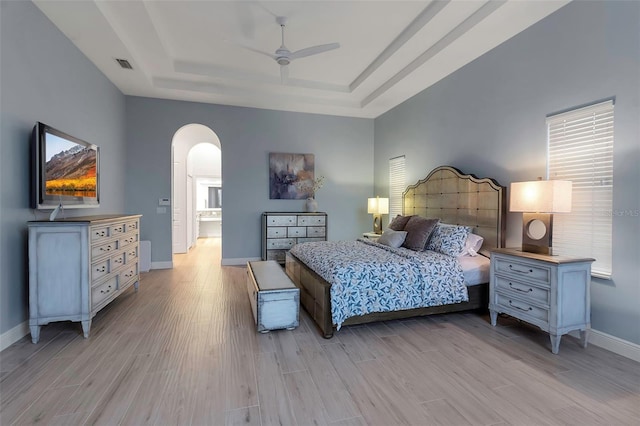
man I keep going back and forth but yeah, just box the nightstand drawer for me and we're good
[495,293,548,323]
[287,227,307,237]
[266,215,297,226]
[494,257,550,283]
[298,216,326,226]
[267,238,295,250]
[266,227,287,238]
[307,226,326,237]
[494,276,549,304]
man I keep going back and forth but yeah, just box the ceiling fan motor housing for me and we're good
[275,48,291,65]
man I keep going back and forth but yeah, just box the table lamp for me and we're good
[510,180,572,255]
[367,196,389,234]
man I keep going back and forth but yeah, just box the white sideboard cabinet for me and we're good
[28,214,142,343]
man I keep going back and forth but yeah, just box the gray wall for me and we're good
[0,1,127,334]
[125,97,373,263]
[374,1,640,344]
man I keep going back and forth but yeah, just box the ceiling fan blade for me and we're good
[290,43,340,60]
[224,38,276,60]
[280,64,289,84]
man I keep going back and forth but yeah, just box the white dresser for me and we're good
[489,248,594,354]
[28,214,141,343]
[261,212,327,264]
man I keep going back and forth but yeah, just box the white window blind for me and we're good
[547,100,613,278]
[389,156,406,220]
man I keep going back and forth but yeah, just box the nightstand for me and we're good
[489,248,594,354]
[362,232,381,242]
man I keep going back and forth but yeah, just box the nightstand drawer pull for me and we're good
[509,265,533,274]
[509,283,533,293]
[509,300,533,312]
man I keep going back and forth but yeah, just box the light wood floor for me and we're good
[1,238,639,425]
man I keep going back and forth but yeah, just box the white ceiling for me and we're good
[34,0,570,118]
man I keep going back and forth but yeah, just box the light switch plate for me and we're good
[156,207,167,214]
[159,198,170,206]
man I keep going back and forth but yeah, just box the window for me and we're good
[547,100,614,278]
[389,156,406,220]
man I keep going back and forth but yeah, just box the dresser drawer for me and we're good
[91,226,111,242]
[92,276,118,308]
[125,246,138,262]
[494,276,549,305]
[307,226,326,237]
[495,293,548,323]
[92,258,112,281]
[125,220,139,232]
[494,256,550,283]
[287,227,307,237]
[267,238,295,250]
[266,227,287,238]
[297,237,325,244]
[298,215,326,226]
[120,233,138,247]
[92,240,119,258]
[266,215,297,226]
[266,250,287,263]
[110,223,126,235]
[113,251,125,265]
[119,263,138,284]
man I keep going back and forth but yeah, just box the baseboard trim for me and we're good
[151,261,173,270]
[221,257,261,266]
[588,329,640,362]
[0,321,29,351]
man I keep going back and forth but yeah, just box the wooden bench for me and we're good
[246,260,300,332]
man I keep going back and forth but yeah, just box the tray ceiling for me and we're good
[34,0,570,118]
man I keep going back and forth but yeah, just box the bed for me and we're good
[285,165,506,338]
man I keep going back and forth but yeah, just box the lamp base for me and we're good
[521,212,554,255]
[372,214,382,234]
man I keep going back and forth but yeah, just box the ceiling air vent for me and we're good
[115,58,133,70]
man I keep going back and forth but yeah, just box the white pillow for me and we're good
[377,228,408,248]
[461,233,484,257]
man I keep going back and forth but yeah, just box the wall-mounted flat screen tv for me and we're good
[31,122,100,209]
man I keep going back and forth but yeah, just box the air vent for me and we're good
[115,58,133,70]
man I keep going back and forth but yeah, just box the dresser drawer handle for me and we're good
[509,300,533,312]
[100,285,112,294]
[509,283,533,293]
[100,245,112,252]
[96,266,106,273]
[509,265,533,274]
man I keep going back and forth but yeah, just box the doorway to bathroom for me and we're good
[171,124,222,255]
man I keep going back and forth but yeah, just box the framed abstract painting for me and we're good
[269,153,314,199]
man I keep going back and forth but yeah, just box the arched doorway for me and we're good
[171,124,221,254]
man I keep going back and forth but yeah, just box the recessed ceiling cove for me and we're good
[34,0,569,118]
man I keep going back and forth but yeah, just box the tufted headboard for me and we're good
[403,165,506,251]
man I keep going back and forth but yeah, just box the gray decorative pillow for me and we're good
[377,228,408,248]
[427,224,472,256]
[402,217,440,251]
[388,215,413,231]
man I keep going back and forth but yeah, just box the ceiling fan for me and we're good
[239,16,340,82]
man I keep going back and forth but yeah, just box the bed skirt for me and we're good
[285,251,489,338]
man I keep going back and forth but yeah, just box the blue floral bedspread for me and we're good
[289,239,468,329]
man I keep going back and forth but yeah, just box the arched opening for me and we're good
[171,124,222,255]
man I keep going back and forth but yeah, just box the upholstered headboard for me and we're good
[403,166,506,251]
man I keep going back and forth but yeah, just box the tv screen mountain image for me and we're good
[45,135,97,197]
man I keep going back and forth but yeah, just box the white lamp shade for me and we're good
[367,197,389,214]
[510,180,572,213]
